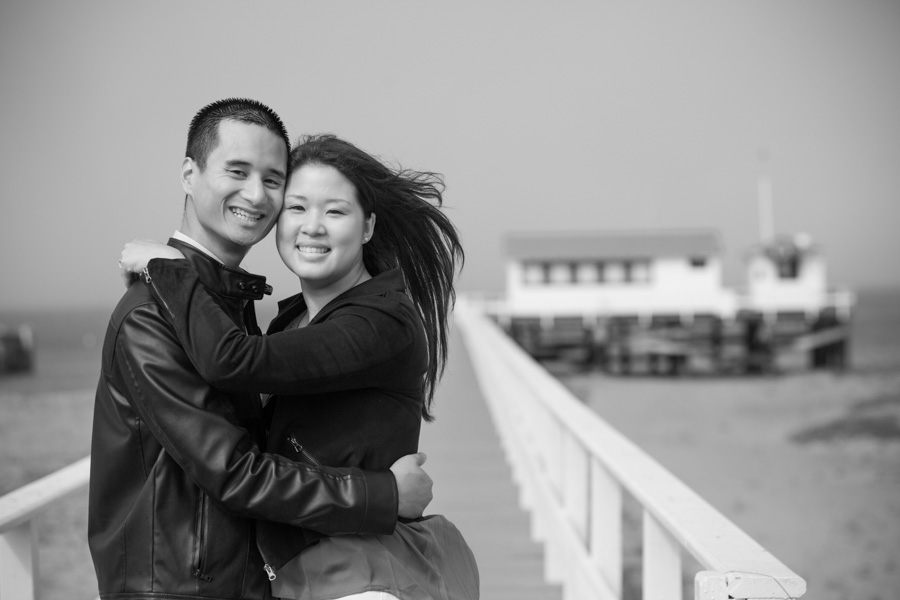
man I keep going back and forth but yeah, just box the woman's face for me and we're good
[276,163,375,293]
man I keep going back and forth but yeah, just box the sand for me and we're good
[548,360,900,600]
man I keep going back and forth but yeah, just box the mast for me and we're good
[757,149,774,243]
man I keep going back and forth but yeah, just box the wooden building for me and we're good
[503,229,738,320]
[492,229,854,374]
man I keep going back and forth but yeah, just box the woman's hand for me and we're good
[119,239,184,287]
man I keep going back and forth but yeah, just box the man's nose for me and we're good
[242,176,266,204]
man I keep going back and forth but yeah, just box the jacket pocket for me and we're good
[192,493,213,583]
[287,435,322,468]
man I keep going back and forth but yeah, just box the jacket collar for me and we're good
[269,269,405,332]
[167,238,272,301]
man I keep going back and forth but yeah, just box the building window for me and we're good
[576,263,599,283]
[631,260,650,283]
[777,256,800,279]
[523,262,544,285]
[606,262,624,283]
[549,263,572,284]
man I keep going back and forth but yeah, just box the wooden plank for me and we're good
[0,521,38,600]
[643,510,682,600]
[455,302,807,599]
[0,456,90,533]
[421,329,562,600]
[590,459,623,597]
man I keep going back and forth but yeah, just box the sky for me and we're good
[1,1,898,314]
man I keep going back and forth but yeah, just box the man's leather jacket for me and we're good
[88,240,397,600]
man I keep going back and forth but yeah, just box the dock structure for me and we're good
[495,229,855,374]
[421,325,563,600]
[1,301,806,600]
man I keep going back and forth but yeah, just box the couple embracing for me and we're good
[89,98,478,600]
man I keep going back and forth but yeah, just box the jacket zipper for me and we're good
[257,539,277,581]
[288,436,321,467]
[193,493,213,582]
[258,438,321,583]
[144,269,176,320]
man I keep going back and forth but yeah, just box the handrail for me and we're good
[0,455,91,600]
[454,299,806,600]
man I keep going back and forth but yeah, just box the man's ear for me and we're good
[181,157,195,196]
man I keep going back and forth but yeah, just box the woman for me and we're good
[121,134,476,600]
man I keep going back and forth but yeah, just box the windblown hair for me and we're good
[290,134,464,421]
[185,98,290,169]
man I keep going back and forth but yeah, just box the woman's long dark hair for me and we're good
[290,134,464,421]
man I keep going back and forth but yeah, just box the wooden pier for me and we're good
[421,329,562,600]
[1,302,806,600]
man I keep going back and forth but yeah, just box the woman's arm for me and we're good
[143,258,424,395]
[120,239,184,287]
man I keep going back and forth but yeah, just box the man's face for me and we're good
[182,120,287,264]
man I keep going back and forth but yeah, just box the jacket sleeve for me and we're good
[114,298,398,533]
[144,258,421,395]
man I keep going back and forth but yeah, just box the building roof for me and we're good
[504,230,720,261]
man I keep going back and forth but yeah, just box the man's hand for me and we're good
[390,452,433,519]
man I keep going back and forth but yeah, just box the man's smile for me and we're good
[230,207,264,222]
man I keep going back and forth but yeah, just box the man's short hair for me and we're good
[185,98,289,170]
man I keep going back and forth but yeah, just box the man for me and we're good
[89,98,432,600]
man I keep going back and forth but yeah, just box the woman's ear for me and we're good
[363,213,376,243]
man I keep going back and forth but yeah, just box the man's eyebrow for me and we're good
[224,159,251,168]
[224,159,286,179]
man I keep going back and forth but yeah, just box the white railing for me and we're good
[0,456,91,600]
[454,299,806,600]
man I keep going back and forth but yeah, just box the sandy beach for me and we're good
[548,339,900,599]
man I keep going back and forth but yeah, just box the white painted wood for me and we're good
[695,571,728,600]
[454,300,808,600]
[643,509,682,600]
[0,521,38,600]
[562,434,589,543]
[590,459,623,597]
[0,456,90,600]
[0,457,90,532]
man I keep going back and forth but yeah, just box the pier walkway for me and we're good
[1,302,806,600]
[420,328,562,600]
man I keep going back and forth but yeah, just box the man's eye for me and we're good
[265,179,283,188]
[228,169,246,177]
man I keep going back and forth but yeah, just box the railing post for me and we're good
[0,520,38,600]
[590,459,622,597]
[562,434,589,543]
[695,571,728,600]
[643,510,682,600]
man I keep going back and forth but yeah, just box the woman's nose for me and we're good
[300,212,325,235]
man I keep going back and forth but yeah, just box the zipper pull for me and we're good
[287,436,321,467]
[264,563,276,581]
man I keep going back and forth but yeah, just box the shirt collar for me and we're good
[172,231,224,264]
